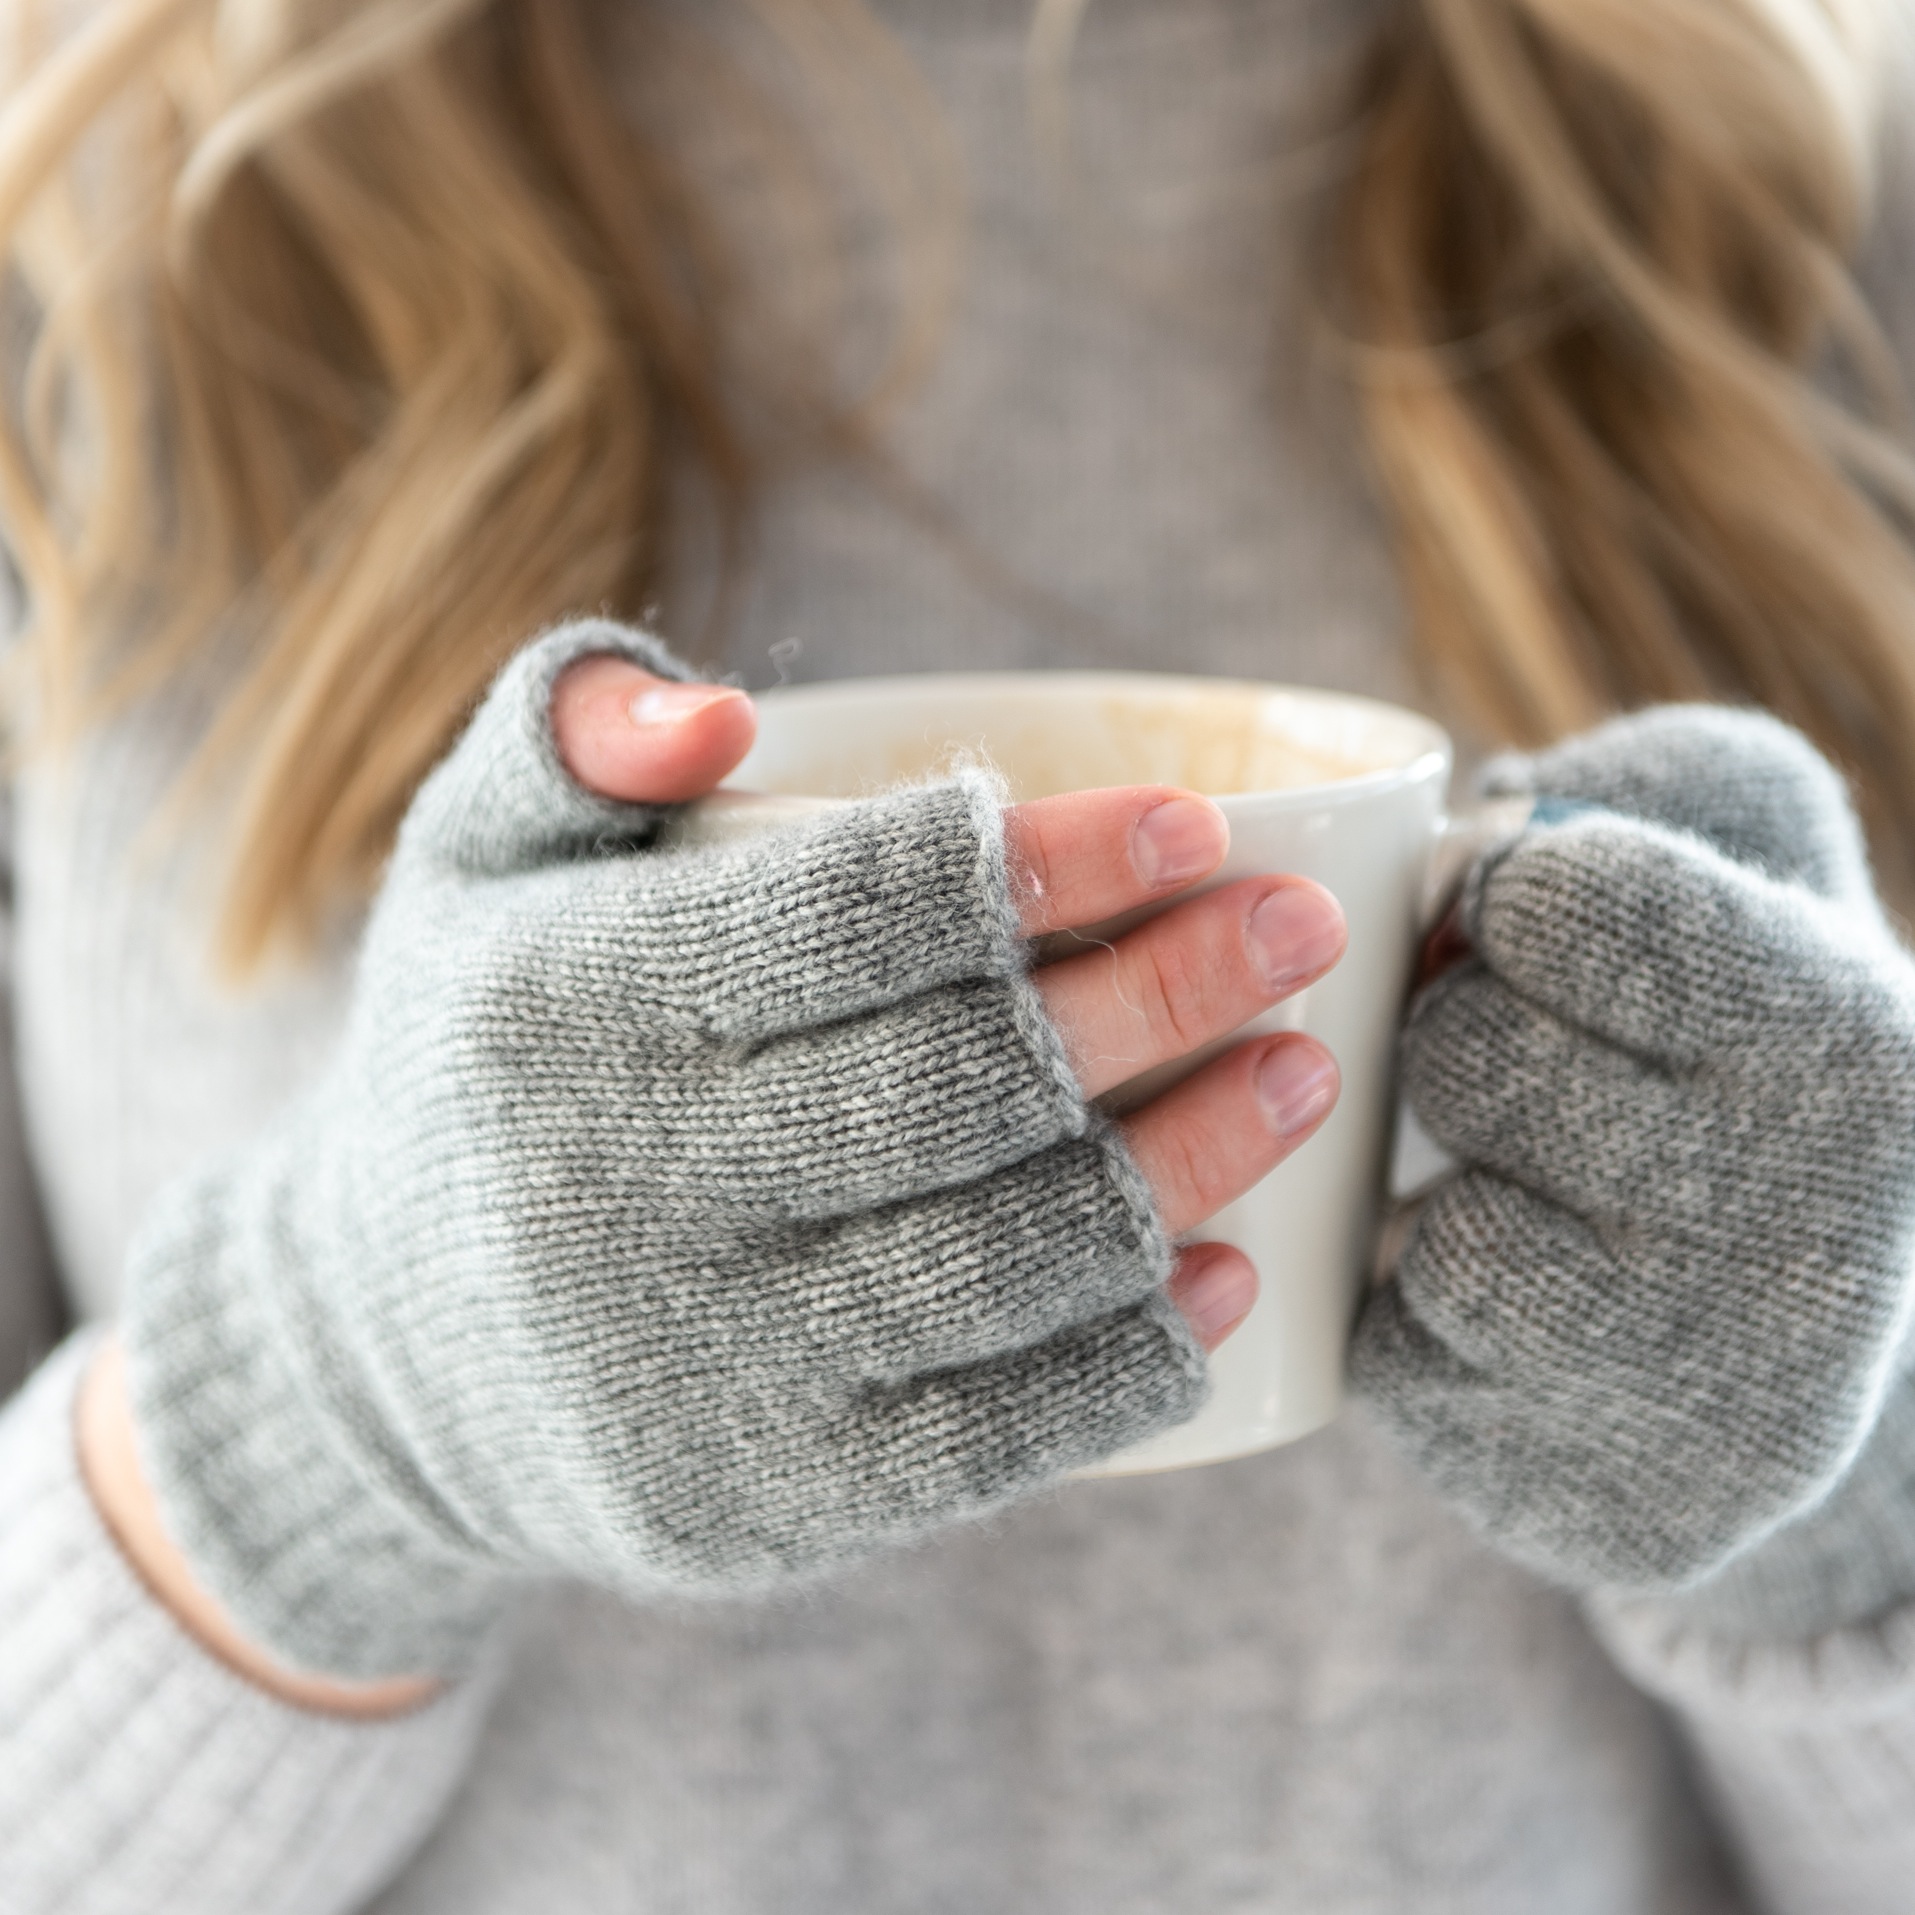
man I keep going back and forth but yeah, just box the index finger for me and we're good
[1005,788,1229,936]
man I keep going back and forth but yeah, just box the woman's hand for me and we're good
[1354,708,1915,1613]
[553,651,1343,1351]
[110,622,1345,1692]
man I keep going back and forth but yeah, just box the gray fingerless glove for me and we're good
[123,621,1204,1680]
[1354,707,1915,1631]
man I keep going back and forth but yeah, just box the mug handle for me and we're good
[1422,793,1535,924]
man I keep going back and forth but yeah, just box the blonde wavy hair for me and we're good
[0,0,1912,967]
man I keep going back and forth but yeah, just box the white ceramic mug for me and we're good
[664,672,1521,1475]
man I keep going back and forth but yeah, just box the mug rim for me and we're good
[740,669,1452,810]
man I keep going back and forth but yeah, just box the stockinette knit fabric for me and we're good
[122,622,1203,1679]
[1358,707,1915,1602]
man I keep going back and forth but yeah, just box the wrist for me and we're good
[77,1338,438,1718]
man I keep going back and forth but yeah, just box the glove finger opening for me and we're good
[693,974,1082,1218]
[397,620,694,881]
[759,1132,1172,1376]
[610,774,1025,1040]
[835,1292,1208,1528]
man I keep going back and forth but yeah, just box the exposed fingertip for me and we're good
[553,655,756,801]
[1246,880,1346,993]
[1253,1038,1339,1139]
[1131,794,1229,890]
[1170,1243,1258,1350]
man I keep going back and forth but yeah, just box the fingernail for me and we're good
[1255,1043,1338,1136]
[629,683,741,729]
[1179,1251,1257,1343]
[1132,797,1227,888]
[1247,885,1346,992]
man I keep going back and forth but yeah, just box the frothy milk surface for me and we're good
[740,676,1425,802]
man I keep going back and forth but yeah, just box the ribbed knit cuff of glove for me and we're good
[1354,707,1915,1642]
[123,620,1205,1683]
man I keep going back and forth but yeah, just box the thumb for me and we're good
[398,619,732,880]
[552,654,755,803]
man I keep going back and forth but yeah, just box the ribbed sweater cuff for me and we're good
[1589,1589,1915,1915]
[0,1334,502,1915]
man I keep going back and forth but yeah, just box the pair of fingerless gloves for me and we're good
[123,624,1915,1680]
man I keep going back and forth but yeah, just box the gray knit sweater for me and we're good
[5,3,1915,1909]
